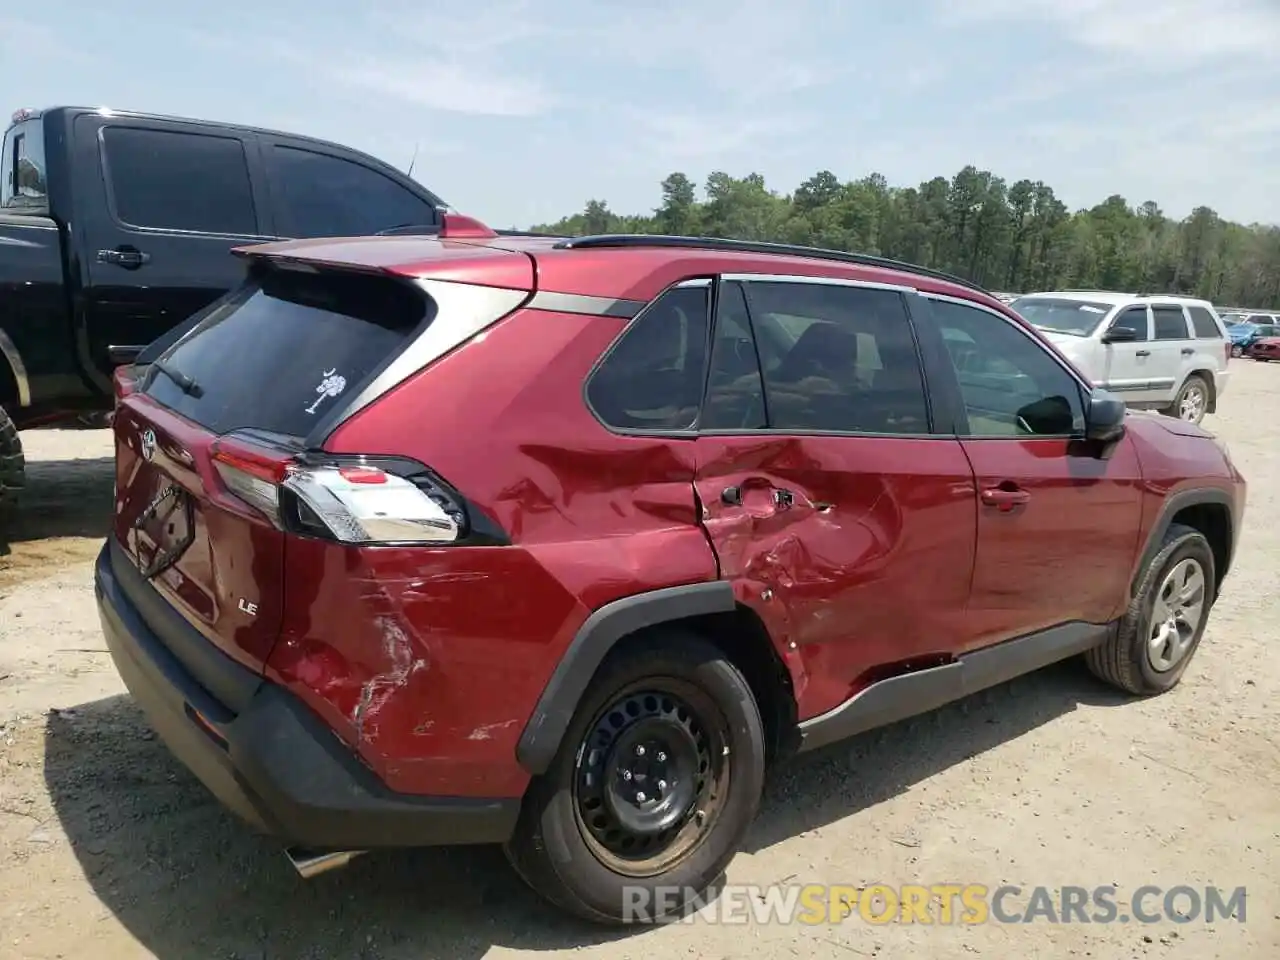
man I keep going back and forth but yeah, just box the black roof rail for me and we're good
[374,225,564,239]
[551,234,990,295]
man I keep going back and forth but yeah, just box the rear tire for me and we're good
[0,407,25,519]
[1085,523,1215,696]
[1162,374,1208,423]
[505,629,766,924]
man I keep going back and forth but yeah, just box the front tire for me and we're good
[0,407,25,519]
[1085,523,1215,695]
[505,630,766,924]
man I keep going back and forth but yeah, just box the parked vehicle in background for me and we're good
[96,224,1246,923]
[1010,292,1230,424]
[0,105,450,512]
[1228,319,1280,357]
[1245,336,1280,361]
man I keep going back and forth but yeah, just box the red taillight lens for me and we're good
[112,366,138,403]
[211,436,294,522]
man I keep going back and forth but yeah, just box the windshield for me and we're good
[1009,297,1113,336]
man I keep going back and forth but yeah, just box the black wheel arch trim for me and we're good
[1131,487,1236,597]
[516,580,737,775]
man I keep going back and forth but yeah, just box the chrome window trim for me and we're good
[720,272,915,293]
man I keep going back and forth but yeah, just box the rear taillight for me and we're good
[112,365,138,403]
[211,433,469,545]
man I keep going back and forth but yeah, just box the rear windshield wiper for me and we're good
[152,359,204,398]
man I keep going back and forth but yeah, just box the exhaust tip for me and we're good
[285,847,366,879]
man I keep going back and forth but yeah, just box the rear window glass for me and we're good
[1009,298,1112,337]
[1,119,47,211]
[1187,306,1222,339]
[144,268,427,436]
[1152,306,1190,340]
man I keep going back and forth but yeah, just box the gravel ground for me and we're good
[0,363,1277,960]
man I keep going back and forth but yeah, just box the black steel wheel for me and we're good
[505,629,767,924]
[573,679,729,876]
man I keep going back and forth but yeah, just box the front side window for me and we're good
[271,146,438,238]
[102,126,258,235]
[1152,306,1191,341]
[1108,307,1149,341]
[586,285,711,431]
[930,298,1085,438]
[739,280,930,435]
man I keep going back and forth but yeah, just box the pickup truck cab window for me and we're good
[269,145,439,238]
[101,126,258,235]
[1,119,47,211]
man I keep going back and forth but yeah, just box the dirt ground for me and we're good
[0,365,1277,960]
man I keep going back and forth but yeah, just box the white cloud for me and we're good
[328,61,550,117]
[946,0,1280,60]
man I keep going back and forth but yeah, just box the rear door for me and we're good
[921,294,1143,647]
[111,265,432,676]
[1147,304,1194,402]
[259,135,442,238]
[692,276,977,719]
[71,113,277,392]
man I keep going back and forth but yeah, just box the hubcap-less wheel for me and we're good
[1148,558,1206,671]
[1178,382,1206,422]
[573,681,729,878]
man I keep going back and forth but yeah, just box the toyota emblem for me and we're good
[140,428,157,462]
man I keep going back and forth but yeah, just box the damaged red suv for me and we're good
[98,216,1246,924]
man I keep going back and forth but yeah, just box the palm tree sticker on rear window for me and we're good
[306,368,347,415]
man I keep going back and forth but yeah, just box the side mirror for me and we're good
[1085,389,1127,447]
[1101,325,1139,344]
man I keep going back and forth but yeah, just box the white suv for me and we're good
[1009,292,1231,424]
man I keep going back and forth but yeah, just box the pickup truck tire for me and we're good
[0,406,25,516]
[1086,523,1215,696]
[1162,374,1209,424]
[504,629,766,924]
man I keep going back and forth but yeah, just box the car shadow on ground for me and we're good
[43,657,1131,958]
[0,454,114,552]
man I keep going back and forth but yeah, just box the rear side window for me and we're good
[144,269,427,436]
[1186,306,1222,339]
[1152,306,1190,340]
[102,126,258,235]
[1,120,47,211]
[270,146,438,238]
[721,280,930,435]
[586,285,711,431]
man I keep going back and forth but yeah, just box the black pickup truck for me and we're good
[0,105,449,509]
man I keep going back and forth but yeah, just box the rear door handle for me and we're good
[981,486,1030,511]
[721,486,742,506]
[1135,350,1151,357]
[97,246,151,269]
[1181,347,1195,356]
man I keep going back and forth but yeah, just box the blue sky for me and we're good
[4,0,1278,227]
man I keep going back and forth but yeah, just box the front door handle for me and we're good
[773,488,794,508]
[1135,349,1151,357]
[981,485,1030,511]
[97,245,151,269]
[1181,347,1195,356]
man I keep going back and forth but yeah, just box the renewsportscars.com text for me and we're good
[621,883,1248,925]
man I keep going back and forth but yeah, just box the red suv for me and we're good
[97,217,1246,924]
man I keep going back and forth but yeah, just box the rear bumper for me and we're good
[95,543,520,850]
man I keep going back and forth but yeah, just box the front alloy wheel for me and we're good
[1147,557,1207,672]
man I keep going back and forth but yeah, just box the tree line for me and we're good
[530,167,1280,308]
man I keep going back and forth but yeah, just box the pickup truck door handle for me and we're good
[1135,349,1151,357]
[980,485,1030,511]
[97,246,151,269]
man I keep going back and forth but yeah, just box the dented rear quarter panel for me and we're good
[271,307,718,798]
